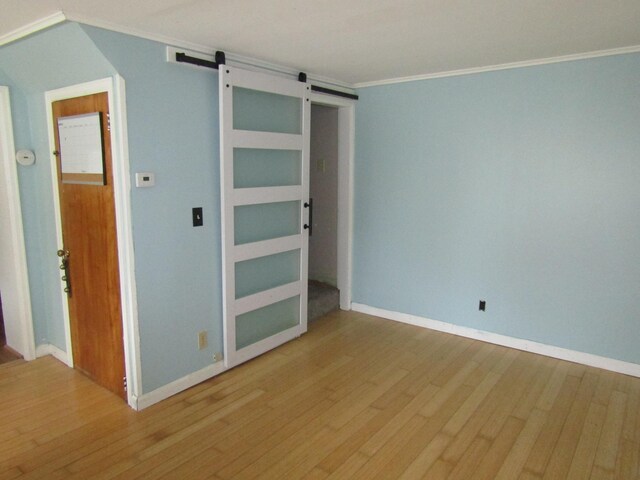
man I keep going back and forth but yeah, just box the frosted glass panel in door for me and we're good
[233,87,301,134]
[235,249,300,299]
[234,148,301,188]
[234,201,300,245]
[236,296,300,350]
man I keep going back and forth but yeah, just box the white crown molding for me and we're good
[351,303,640,379]
[354,44,640,89]
[5,12,640,90]
[67,13,354,90]
[0,9,354,89]
[0,11,66,47]
[66,12,217,56]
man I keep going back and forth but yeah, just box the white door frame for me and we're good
[309,92,355,310]
[45,77,142,409]
[0,86,36,360]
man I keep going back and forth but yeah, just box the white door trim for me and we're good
[309,93,355,310]
[45,77,141,409]
[0,86,36,360]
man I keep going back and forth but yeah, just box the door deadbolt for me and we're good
[57,249,71,296]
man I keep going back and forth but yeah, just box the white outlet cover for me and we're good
[135,172,155,187]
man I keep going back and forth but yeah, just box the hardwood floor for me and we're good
[1,310,638,479]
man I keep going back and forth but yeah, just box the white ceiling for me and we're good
[2,0,640,86]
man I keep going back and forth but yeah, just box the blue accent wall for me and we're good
[3,19,640,399]
[81,26,222,392]
[0,22,116,349]
[354,53,640,364]
[1,23,222,393]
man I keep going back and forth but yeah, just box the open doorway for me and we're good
[0,294,21,363]
[0,86,35,363]
[308,99,353,321]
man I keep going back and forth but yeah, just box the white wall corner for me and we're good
[351,303,640,379]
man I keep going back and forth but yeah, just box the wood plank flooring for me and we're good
[0,310,638,479]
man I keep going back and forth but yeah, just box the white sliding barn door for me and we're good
[220,66,310,368]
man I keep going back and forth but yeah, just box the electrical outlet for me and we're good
[198,331,208,350]
[479,300,486,311]
[213,352,223,362]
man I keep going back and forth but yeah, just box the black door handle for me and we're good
[304,199,313,236]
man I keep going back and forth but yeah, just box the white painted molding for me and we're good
[0,11,66,47]
[7,12,639,91]
[354,45,640,88]
[337,104,355,310]
[67,18,352,90]
[0,87,36,360]
[308,92,356,311]
[35,343,71,366]
[112,75,142,409]
[352,303,640,379]
[134,361,227,410]
[0,10,352,90]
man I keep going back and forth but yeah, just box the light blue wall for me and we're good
[0,22,116,348]
[354,53,640,364]
[5,19,639,397]
[1,23,222,393]
[81,26,222,392]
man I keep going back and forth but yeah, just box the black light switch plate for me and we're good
[192,207,203,227]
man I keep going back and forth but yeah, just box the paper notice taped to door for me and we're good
[58,112,105,185]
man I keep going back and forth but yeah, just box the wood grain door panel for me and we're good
[53,92,126,400]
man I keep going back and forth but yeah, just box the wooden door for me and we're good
[52,92,126,400]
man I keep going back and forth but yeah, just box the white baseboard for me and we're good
[35,343,71,367]
[133,361,227,410]
[351,303,640,378]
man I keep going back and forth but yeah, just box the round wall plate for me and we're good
[16,149,35,166]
